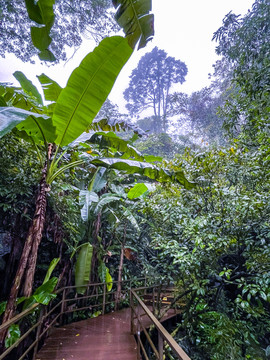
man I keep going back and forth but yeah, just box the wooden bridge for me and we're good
[0,279,191,360]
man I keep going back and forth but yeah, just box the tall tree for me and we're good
[124,47,187,133]
[169,87,227,145]
[213,0,270,136]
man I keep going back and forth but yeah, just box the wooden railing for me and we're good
[0,277,147,360]
[130,286,191,360]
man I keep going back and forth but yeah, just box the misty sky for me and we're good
[0,0,255,111]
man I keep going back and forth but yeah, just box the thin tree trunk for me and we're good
[22,145,53,297]
[115,244,124,311]
[0,162,49,346]
[22,180,49,297]
[90,212,102,284]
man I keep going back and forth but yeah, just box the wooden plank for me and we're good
[36,308,138,360]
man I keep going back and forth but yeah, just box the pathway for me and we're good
[36,307,178,360]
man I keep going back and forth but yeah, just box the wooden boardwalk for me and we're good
[36,307,178,360]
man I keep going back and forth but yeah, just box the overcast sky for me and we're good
[0,0,254,111]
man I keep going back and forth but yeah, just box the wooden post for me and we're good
[157,284,162,317]
[60,288,66,325]
[152,286,155,314]
[158,332,163,360]
[130,290,134,334]
[102,282,106,315]
[137,330,141,360]
[32,306,44,360]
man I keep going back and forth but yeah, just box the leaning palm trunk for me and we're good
[0,158,49,346]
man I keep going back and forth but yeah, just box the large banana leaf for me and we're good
[37,73,62,102]
[22,277,58,310]
[91,158,196,189]
[121,206,140,231]
[112,0,154,49]
[13,71,43,105]
[43,258,60,284]
[89,131,144,160]
[127,183,148,199]
[79,190,99,221]
[33,277,58,305]
[0,107,54,141]
[88,167,107,193]
[98,262,113,291]
[53,36,133,147]
[16,115,57,144]
[75,243,93,294]
[25,0,56,61]
[94,193,123,214]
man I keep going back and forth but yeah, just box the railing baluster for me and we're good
[32,306,44,360]
[130,290,134,334]
[60,288,66,325]
[131,289,191,360]
[137,330,141,359]
[158,332,164,360]
[102,282,106,315]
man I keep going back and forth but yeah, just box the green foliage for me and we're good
[127,183,148,199]
[25,0,56,61]
[112,0,154,49]
[135,133,186,159]
[98,262,113,291]
[88,131,144,160]
[0,108,50,140]
[137,143,270,358]
[75,243,93,294]
[5,324,21,348]
[0,301,6,316]
[0,0,117,63]
[53,36,133,147]
[92,158,195,189]
[37,74,62,102]
[213,0,270,137]
[33,277,58,304]
[0,133,40,219]
[79,190,99,222]
[13,71,43,105]
[43,257,60,283]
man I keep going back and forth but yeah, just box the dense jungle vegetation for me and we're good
[0,0,270,359]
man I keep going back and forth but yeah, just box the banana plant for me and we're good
[0,0,155,342]
[78,168,149,304]
[0,35,133,331]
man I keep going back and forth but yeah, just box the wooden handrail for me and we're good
[0,277,147,359]
[131,289,191,360]
[0,303,39,332]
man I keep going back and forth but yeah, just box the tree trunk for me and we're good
[115,244,124,311]
[90,212,102,283]
[22,144,53,297]
[0,161,49,346]
[22,177,49,297]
